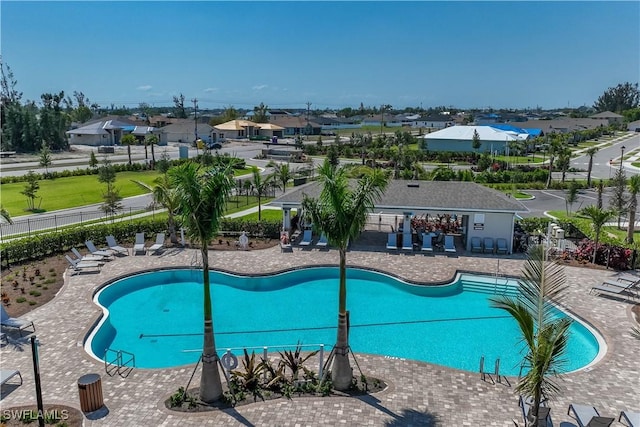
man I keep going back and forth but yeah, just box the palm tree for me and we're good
[169,161,234,403]
[585,147,599,188]
[271,162,294,195]
[250,166,272,221]
[580,205,615,264]
[145,134,159,167]
[301,159,389,390]
[132,174,180,244]
[490,245,572,427]
[625,175,640,243]
[120,134,137,166]
[0,206,12,224]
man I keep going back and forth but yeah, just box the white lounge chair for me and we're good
[316,234,328,247]
[0,369,22,386]
[298,229,313,247]
[619,410,640,427]
[133,232,146,255]
[85,240,114,257]
[386,233,398,250]
[148,233,166,255]
[65,255,101,275]
[470,236,483,253]
[421,233,433,252]
[401,233,413,251]
[0,306,35,337]
[106,235,128,255]
[444,235,456,253]
[71,247,105,263]
[568,403,615,427]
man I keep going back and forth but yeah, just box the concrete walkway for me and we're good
[0,244,638,426]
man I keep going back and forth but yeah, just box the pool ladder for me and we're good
[104,348,136,378]
[479,356,509,386]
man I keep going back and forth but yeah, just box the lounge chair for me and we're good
[483,237,495,254]
[619,410,640,427]
[133,232,146,255]
[85,240,114,257]
[470,236,483,253]
[568,404,615,427]
[106,235,128,255]
[298,229,313,247]
[148,233,166,255]
[496,238,509,254]
[386,233,398,250]
[0,306,35,337]
[65,255,101,275]
[0,369,22,386]
[402,233,413,251]
[421,233,433,252]
[519,396,551,427]
[444,235,456,253]
[71,247,106,263]
[316,234,328,247]
[590,279,639,299]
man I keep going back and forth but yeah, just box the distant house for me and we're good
[159,121,213,145]
[590,111,624,125]
[627,120,640,132]
[269,116,322,136]
[212,119,284,141]
[66,119,159,146]
[312,115,361,131]
[411,114,456,129]
[422,125,527,153]
[361,114,403,128]
[516,118,609,134]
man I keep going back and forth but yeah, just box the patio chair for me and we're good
[85,240,114,257]
[619,410,640,427]
[65,255,102,275]
[483,237,495,254]
[0,369,22,386]
[567,403,615,427]
[590,279,639,300]
[421,233,433,252]
[280,232,292,252]
[316,234,328,248]
[496,238,509,254]
[0,306,35,337]
[402,233,413,251]
[444,235,456,253]
[470,236,483,253]
[299,229,313,247]
[106,235,128,256]
[519,395,552,427]
[386,233,398,250]
[71,247,106,263]
[148,233,166,255]
[133,232,146,255]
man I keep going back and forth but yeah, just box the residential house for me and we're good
[66,118,159,146]
[212,119,284,141]
[627,120,640,132]
[159,120,214,145]
[422,125,527,153]
[590,111,624,125]
[411,114,456,130]
[269,116,322,136]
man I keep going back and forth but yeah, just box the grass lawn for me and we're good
[2,171,161,217]
[234,208,288,222]
[546,209,640,243]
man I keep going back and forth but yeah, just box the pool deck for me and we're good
[1,243,638,426]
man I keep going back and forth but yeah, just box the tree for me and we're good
[169,162,234,403]
[301,160,389,390]
[250,166,272,221]
[98,157,121,216]
[490,245,572,427]
[271,162,294,195]
[39,141,52,175]
[555,147,571,183]
[89,151,98,169]
[156,150,172,174]
[133,174,180,244]
[0,206,12,224]
[585,147,599,188]
[145,134,159,167]
[471,129,481,150]
[596,180,604,209]
[252,102,269,123]
[580,205,615,264]
[593,82,639,113]
[565,181,580,216]
[625,175,640,243]
[120,134,137,166]
[172,93,187,119]
[544,137,563,189]
[21,171,40,211]
[39,91,69,151]
[609,168,628,229]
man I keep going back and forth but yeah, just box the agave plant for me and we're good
[278,342,319,381]
[230,349,265,402]
[490,244,572,427]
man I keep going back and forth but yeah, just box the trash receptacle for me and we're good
[78,373,104,413]
[179,145,189,159]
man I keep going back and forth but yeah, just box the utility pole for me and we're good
[306,101,311,139]
[380,104,384,135]
[192,98,198,142]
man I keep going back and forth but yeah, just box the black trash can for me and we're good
[78,373,104,413]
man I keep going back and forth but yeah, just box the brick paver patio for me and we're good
[1,241,638,426]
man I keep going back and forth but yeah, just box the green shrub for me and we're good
[16,297,26,303]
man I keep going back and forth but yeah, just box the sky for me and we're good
[1,1,639,111]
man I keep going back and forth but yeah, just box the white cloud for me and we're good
[204,87,218,93]
[252,84,268,90]
[137,85,152,91]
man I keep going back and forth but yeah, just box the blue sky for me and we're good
[2,1,638,110]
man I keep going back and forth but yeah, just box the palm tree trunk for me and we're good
[168,215,178,244]
[545,156,554,189]
[627,201,636,243]
[587,157,593,187]
[199,245,223,402]
[332,248,352,390]
[592,232,600,264]
[151,142,156,166]
[127,145,132,165]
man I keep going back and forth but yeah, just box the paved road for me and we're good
[517,189,612,218]
[570,131,639,180]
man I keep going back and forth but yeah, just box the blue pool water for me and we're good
[87,268,601,375]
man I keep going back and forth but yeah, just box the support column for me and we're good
[283,208,291,231]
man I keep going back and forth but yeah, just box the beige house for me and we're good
[212,120,284,141]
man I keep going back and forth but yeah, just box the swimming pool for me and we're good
[86,267,602,375]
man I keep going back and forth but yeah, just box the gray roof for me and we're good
[272,180,525,213]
